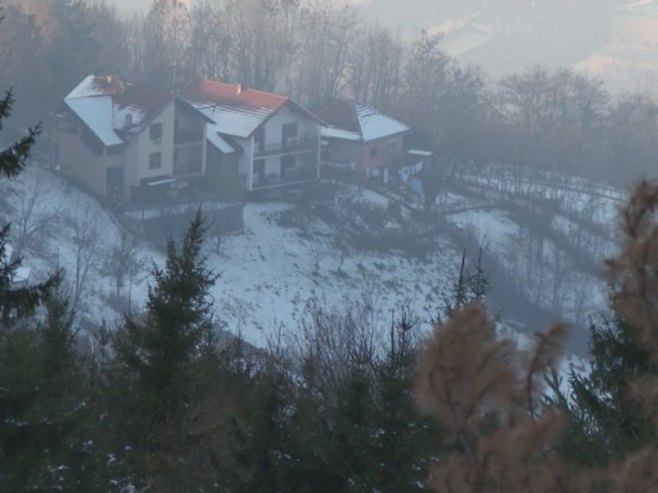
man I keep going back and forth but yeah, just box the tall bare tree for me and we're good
[188,1,231,81]
[88,1,133,79]
[142,0,191,87]
[223,0,299,91]
[348,25,404,112]
[66,204,100,311]
[11,168,61,258]
[293,0,359,105]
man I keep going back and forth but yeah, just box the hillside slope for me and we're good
[0,164,616,367]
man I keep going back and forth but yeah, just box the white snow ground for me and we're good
[2,167,460,347]
[2,164,603,384]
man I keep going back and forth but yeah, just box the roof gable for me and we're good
[354,103,410,142]
[66,75,124,99]
[113,85,173,133]
[316,100,410,143]
[184,79,289,111]
[65,96,123,147]
[182,79,322,138]
[64,75,173,147]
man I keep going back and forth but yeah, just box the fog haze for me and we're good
[4,0,658,489]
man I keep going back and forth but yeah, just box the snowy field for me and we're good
[1,164,611,385]
[1,166,461,348]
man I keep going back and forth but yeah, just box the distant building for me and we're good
[578,1,658,95]
[315,100,410,182]
[53,75,324,205]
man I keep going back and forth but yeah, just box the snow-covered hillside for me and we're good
[1,163,619,378]
[1,167,462,346]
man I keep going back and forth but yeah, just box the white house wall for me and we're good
[243,103,321,190]
[233,136,253,184]
[130,101,176,186]
[261,104,319,146]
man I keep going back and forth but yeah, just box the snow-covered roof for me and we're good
[182,79,322,139]
[207,124,236,154]
[594,43,658,63]
[192,102,271,139]
[65,96,124,147]
[355,103,410,142]
[618,0,658,16]
[440,28,492,58]
[407,149,433,157]
[182,80,287,138]
[66,74,124,99]
[321,126,361,141]
[315,100,409,143]
[64,75,172,147]
[427,13,494,59]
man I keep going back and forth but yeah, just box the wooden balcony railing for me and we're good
[254,136,318,158]
[252,165,317,189]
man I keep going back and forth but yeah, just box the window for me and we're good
[282,123,298,148]
[254,159,265,176]
[149,152,162,170]
[254,127,266,152]
[281,154,296,178]
[150,123,162,141]
[370,144,379,158]
[389,140,397,153]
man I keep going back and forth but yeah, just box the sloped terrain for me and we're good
[0,164,617,370]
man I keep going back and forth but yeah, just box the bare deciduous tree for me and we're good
[348,25,404,112]
[224,0,299,91]
[142,0,191,87]
[102,229,146,300]
[11,168,61,257]
[293,0,359,104]
[67,204,100,311]
[188,1,231,81]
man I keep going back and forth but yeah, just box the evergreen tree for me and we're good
[557,317,656,466]
[369,314,439,492]
[0,90,52,321]
[440,248,490,322]
[0,78,84,489]
[113,211,217,457]
[222,359,297,492]
[0,289,88,490]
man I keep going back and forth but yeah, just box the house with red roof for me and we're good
[54,75,324,204]
[181,79,324,193]
[55,74,208,204]
[315,100,410,181]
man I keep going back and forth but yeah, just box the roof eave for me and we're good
[362,127,411,143]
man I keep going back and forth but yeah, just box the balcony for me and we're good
[252,165,317,190]
[253,136,318,158]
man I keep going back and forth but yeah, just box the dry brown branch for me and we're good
[416,180,658,492]
[415,304,579,492]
